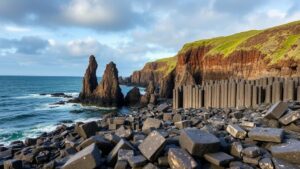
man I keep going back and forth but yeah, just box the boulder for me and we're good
[79,55,98,99]
[168,148,198,169]
[128,155,147,168]
[77,121,98,139]
[62,143,102,169]
[3,159,22,169]
[204,152,234,166]
[107,139,135,164]
[142,118,162,133]
[226,124,247,139]
[242,146,261,158]
[264,101,288,119]
[271,139,300,164]
[279,110,300,125]
[93,62,124,107]
[138,131,166,161]
[248,127,283,143]
[179,128,220,157]
[124,87,141,106]
[76,135,113,154]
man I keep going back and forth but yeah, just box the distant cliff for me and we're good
[126,20,300,98]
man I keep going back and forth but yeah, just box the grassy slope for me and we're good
[140,20,300,77]
[180,20,300,63]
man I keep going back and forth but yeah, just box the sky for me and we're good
[0,0,299,77]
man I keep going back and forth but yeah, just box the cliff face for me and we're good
[129,20,300,98]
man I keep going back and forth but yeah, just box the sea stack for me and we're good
[79,55,98,100]
[93,62,124,107]
[78,56,124,107]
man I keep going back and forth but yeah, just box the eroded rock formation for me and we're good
[78,57,124,107]
[124,87,141,106]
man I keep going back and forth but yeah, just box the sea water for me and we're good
[0,76,145,145]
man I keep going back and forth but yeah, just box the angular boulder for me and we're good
[179,128,220,157]
[142,118,162,133]
[248,127,283,143]
[271,139,300,164]
[77,121,98,139]
[62,143,102,169]
[168,148,198,169]
[226,124,247,139]
[138,131,166,161]
[264,101,288,119]
[204,152,234,166]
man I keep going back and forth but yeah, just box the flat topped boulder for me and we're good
[62,143,102,169]
[77,121,98,139]
[204,152,234,167]
[226,124,247,139]
[279,110,300,125]
[138,130,166,161]
[265,101,288,119]
[179,128,220,157]
[271,139,300,164]
[168,148,198,169]
[142,118,162,132]
[248,127,283,143]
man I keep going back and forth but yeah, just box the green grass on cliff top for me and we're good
[154,56,177,75]
[180,30,262,57]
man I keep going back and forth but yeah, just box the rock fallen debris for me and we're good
[1,101,300,168]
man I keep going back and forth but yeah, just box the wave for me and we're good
[15,94,52,99]
[0,113,37,122]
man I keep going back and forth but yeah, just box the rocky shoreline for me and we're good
[1,100,300,169]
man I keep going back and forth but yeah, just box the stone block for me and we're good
[272,157,300,169]
[107,139,135,164]
[143,163,159,169]
[62,143,102,169]
[242,146,261,158]
[77,135,112,154]
[114,160,128,169]
[179,128,220,157]
[168,148,198,169]
[271,139,300,164]
[117,149,134,161]
[77,121,98,139]
[259,158,274,169]
[204,152,234,166]
[230,142,243,158]
[265,101,288,120]
[142,118,162,132]
[157,103,169,112]
[163,113,173,121]
[115,126,132,139]
[226,124,247,139]
[279,110,300,125]
[128,155,147,168]
[175,120,191,129]
[248,127,283,143]
[138,130,166,161]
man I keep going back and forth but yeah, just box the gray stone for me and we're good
[242,146,261,158]
[271,139,300,164]
[4,159,22,169]
[163,113,173,121]
[265,101,288,119]
[158,156,169,167]
[204,152,234,166]
[143,163,159,169]
[107,139,135,164]
[115,126,132,139]
[77,135,112,154]
[128,155,147,168]
[230,142,243,158]
[168,148,198,169]
[157,103,169,112]
[226,124,247,139]
[24,138,37,146]
[117,149,134,161]
[248,127,283,143]
[173,114,183,123]
[259,158,274,169]
[272,157,300,169]
[175,120,191,129]
[243,156,261,165]
[62,143,102,169]
[179,128,220,157]
[77,121,98,139]
[138,130,166,161]
[142,118,162,133]
[279,110,300,125]
[114,160,128,169]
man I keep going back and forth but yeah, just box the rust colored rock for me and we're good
[79,55,98,99]
[124,87,141,106]
[94,62,124,107]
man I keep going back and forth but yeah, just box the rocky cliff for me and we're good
[129,20,300,98]
[78,56,124,107]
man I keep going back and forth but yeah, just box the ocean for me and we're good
[0,76,144,145]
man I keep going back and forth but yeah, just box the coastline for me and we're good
[1,99,300,168]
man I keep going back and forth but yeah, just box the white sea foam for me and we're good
[15,94,52,99]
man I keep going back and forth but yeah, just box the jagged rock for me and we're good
[124,87,141,106]
[79,55,98,99]
[93,62,124,107]
[204,152,234,167]
[77,121,98,139]
[62,143,102,169]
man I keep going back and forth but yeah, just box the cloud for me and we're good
[0,0,149,31]
[0,36,49,55]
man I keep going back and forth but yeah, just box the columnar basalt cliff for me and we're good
[128,20,300,98]
[78,56,124,107]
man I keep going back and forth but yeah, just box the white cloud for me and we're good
[4,25,30,32]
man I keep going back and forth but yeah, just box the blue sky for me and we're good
[0,0,299,76]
